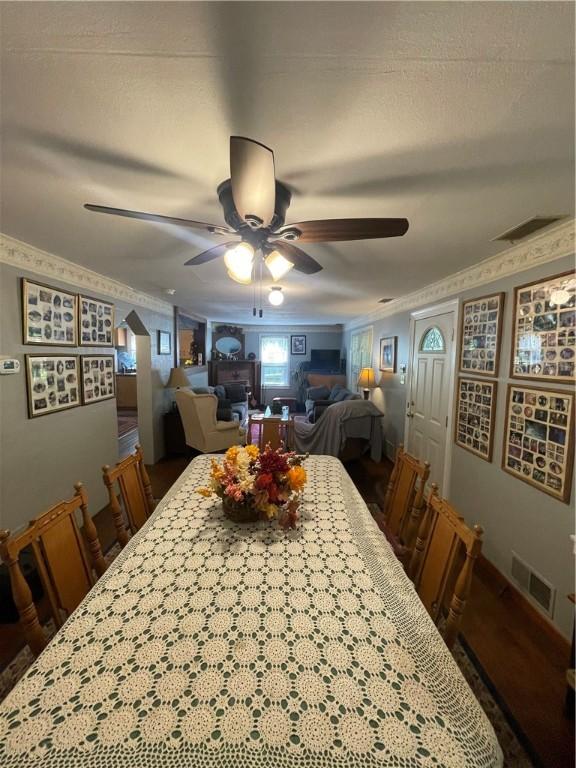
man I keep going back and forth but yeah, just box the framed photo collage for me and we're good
[455,271,575,503]
[21,279,117,418]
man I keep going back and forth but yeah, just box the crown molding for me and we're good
[344,218,575,331]
[0,233,174,316]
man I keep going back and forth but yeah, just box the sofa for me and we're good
[305,383,361,423]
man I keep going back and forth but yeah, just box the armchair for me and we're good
[175,390,245,453]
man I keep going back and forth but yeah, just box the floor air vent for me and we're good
[511,552,555,617]
[493,216,565,243]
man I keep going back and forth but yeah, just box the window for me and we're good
[260,335,290,387]
[420,326,445,353]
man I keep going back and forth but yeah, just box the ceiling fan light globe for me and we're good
[224,242,254,283]
[265,251,294,282]
[268,287,284,306]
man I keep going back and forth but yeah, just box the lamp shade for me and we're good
[166,367,190,388]
[357,367,377,389]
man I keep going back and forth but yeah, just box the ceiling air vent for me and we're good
[493,216,566,243]
[379,298,393,304]
[511,552,556,617]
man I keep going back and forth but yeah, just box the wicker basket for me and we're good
[222,496,261,524]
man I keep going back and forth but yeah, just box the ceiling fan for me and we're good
[84,136,409,286]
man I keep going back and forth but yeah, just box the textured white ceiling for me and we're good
[1,1,574,323]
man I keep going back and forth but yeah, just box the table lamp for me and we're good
[165,366,190,410]
[357,367,377,400]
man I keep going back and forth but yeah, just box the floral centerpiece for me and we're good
[198,444,307,529]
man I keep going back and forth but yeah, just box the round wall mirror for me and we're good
[215,336,242,355]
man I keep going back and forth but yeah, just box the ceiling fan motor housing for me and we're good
[217,179,292,234]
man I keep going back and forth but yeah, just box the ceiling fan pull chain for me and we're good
[259,255,263,317]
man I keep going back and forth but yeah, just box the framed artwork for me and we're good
[81,355,115,404]
[291,335,306,355]
[459,292,504,377]
[21,279,77,346]
[78,294,115,346]
[350,326,373,386]
[158,330,171,355]
[511,270,575,383]
[25,354,80,418]
[502,383,574,503]
[379,336,397,372]
[454,377,497,462]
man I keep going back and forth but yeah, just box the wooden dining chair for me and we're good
[0,483,106,656]
[102,444,155,547]
[409,486,483,650]
[381,444,430,567]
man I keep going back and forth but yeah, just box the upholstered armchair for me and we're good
[175,390,245,453]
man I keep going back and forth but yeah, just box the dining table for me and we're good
[0,455,502,767]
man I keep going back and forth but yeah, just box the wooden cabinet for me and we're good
[116,375,137,409]
[164,410,187,456]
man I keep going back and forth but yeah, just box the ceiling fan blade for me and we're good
[267,242,322,275]
[230,136,276,227]
[183,241,239,266]
[275,218,409,243]
[84,204,233,235]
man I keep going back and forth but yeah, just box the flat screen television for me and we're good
[310,349,340,371]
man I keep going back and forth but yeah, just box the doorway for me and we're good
[404,301,458,492]
[115,321,139,458]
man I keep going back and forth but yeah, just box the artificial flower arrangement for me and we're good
[198,444,307,529]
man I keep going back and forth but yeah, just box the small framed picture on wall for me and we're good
[78,294,115,346]
[458,292,504,377]
[81,355,115,404]
[158,330,171,355]
[22,279,78,346]
[26,354,81,418]
[379,336,397,372]
[291,335,306,355]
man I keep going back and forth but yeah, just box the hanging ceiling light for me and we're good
[268,286,284,306]
[224,242,254,284]
[264,250,294,282]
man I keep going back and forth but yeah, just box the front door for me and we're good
[406,312,454,490]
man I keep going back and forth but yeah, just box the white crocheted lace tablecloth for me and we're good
[0,455,502,767]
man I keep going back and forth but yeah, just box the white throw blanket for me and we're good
[293,399,384,460]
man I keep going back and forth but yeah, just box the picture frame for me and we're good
[502,383,574,504]
[454,377,497,462]
[25,354,81,418]
[21,278,78,346]
[510,270,575,383]
[379,336,397,372]
[350,326,373,386]
[78,294,115,346]
[291,335,306,355]
[458,292,505,377]
[157,330,171,355]
[80,355,115,405]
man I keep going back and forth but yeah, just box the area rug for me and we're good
[118,414,138,438]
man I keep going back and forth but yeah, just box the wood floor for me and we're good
[1,452,574,766]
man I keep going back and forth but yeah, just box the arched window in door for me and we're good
[420,326,445,353]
